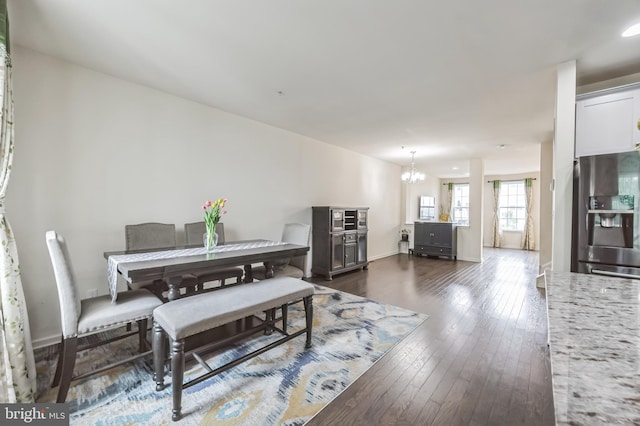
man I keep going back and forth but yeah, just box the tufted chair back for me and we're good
[46,230,81,338]
[125,222,176,251]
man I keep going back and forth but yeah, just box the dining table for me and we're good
[104,239,310,302]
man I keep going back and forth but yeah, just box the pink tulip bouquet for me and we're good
[203,198,227,249]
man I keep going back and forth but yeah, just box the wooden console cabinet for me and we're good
[414,221,457,260]
[312,206,368,280]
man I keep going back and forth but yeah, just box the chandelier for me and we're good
[401,150,425,183]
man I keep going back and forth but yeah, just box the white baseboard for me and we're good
[457,256,482,263]
[32,334,60,350]
[370,251,400,261]
[539,261,552,274]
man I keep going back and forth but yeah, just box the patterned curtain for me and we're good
[0,0,37,403]
[521,178,535,250]
[492,180,501,247]
[440,183,453,222]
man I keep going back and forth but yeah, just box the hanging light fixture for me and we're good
[401,150,425,183]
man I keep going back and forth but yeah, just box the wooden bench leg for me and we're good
[152,321,166,391]
[171,339,185,421]
[304,295,313,348]
[265,308,276,335]
[281,304,288,334]
[137,318,148,353]
[243,265,253,283]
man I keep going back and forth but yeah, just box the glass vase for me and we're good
[203,229,218,252]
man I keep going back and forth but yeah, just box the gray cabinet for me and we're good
[312,206,369,280]
[414,221,457,260]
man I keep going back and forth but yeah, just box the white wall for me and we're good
[539,141,554,271]
[8,47,403,347]
[438,170,484,263]
[403,173,440,225]
[482,172,541,250]
[466,159,484,262]
[400,172,440,248]
[577,71,640,95]
[552,61,576,272]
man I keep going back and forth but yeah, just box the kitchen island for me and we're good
[545,271,639,425]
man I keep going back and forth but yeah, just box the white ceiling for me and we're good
[8,0,640,177]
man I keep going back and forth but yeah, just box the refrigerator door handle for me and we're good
[590,268,640,280]
[586,213,589,232]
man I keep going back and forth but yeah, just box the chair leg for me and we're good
[303,296,313,349]
[137,319,148,352]
[55,336,78,403]
[51,336,65,388]
[171,339,185,421]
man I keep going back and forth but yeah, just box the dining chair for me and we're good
[184,221,243,289]
[125,222,176,252]
[125,222,197,299]
[45,230,163,403]
[251,223,311,280]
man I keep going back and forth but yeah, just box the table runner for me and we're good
[107,241,286,302]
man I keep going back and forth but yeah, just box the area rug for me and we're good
[35,284,428,425]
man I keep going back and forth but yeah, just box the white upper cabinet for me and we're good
[575,86,640,158]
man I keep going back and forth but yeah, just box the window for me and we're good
[419,196,435,220]
[452,184,469,225]
[499,181,526,231]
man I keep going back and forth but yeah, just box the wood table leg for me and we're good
[166,276,182,301]
[263,261,274,279]
[243,264,253,283]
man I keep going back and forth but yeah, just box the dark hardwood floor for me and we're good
[306,248,555,426]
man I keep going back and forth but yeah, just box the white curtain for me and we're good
[441,183,453,222]
[492,180,501,247]
[521,178,535,250]
[0,2,37,402]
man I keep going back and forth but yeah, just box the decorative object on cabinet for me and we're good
[414,221,457,260]
[400,228,410,241]
[312,206,369,280]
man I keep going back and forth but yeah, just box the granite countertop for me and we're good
[545,271,640,425]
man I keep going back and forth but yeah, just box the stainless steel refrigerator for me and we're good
[572,150,640,279]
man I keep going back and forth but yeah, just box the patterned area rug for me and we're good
[35,284,428,425]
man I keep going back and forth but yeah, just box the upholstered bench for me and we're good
[152,277,314,421]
